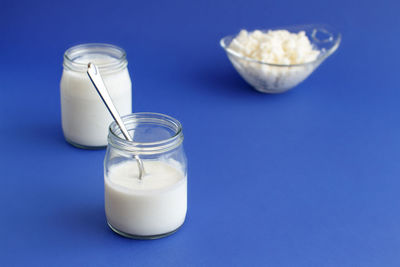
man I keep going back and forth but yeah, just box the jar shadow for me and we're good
[8,121,66,149]
[53,203,109,238]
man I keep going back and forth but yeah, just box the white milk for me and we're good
[105,160,187,237]
[60,52,132,148]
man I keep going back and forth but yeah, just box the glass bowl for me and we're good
[220,24,341,93]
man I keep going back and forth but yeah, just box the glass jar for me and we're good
[60,43,132,149]
[104,113,187,239]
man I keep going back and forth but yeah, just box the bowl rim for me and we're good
[220,24,341,67]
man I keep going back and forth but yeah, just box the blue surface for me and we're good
[1,0,400,266]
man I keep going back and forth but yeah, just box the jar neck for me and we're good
[108,113,184,155]
[63,43,127,73]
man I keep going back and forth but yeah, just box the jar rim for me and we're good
[63,43,127,73]
[108,112,184,154]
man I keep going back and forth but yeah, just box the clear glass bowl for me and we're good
[220,24,341,93]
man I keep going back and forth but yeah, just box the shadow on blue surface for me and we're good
[20,121,66,148]
[200,68,256,95]
[57,204,106,234]
[187,63,300,101]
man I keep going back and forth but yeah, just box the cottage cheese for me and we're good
[227,29,322,92]
[229,29,320,65]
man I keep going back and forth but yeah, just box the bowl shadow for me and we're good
[186,61,297,100]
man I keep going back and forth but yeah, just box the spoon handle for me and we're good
[87,63,145,179]
[87,63,133,141]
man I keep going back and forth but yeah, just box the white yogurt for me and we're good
[105,160,187,237]
[60,44,132,148]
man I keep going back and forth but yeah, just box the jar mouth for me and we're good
[108,113,184,154]
[63,43,127,73]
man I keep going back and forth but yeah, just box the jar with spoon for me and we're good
[61,43,132,148]
[87,63,188,239]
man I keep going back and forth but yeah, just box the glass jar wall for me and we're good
[104,112,187,239]
[60,43,132,149]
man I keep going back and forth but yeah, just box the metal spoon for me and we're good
[87,62,145,180]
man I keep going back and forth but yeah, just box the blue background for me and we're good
[1,0,400,266]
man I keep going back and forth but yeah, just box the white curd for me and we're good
[227,29,321,91]
[229,29,320,65]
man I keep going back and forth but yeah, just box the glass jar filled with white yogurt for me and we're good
[60,43,132,149]
[104,113,187,239]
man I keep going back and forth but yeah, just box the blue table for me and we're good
[1,0,400,266]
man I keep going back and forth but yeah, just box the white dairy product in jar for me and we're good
[105,160,187,237]
[60,44,132,148]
